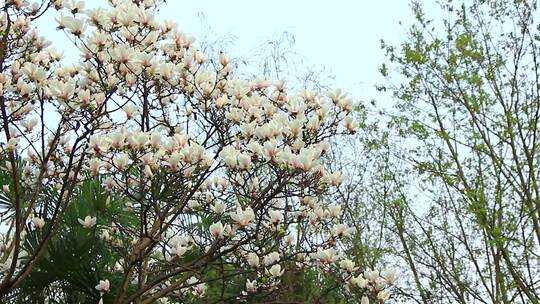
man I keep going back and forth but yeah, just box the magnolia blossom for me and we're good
[223,224,234,238]
[382,269,397,285]
[95,279,110,293]
[327,204,342,218]
[343,116,358,132]
[193,282,207,296]
[230,206,255,227]
[123,104,139,118]
[364,270,380,282]
[100,229,111,241]
[245,279,257,292]
[267,264,284,278]
[237,154,252,170]
[377,290,390,301]
[218,146,239,169]
[210,201,226,215]
[361,296,370,304]
[297,148,316,170]
[268,209,282,226]
[88,158,102,176]
[21,118,38,132]
[144,165,153,177]
[355,275,368,289]
[78,216,97,229]
[7,138,18,151]
[56,14,87,36]
[31,217,45,230]
[209,222,224,239]
[113,153,130,170]
[326,171,346,186]
[331,223,353,238]
[246,252,260,267]
[339,258,355,273]
[263,252,280,266]
[171,245,189,258]
[312,248,338,264]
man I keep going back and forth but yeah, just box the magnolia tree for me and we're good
[0,0,394,303]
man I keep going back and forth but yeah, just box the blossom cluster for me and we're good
[0,0,392,302]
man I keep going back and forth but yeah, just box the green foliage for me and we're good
[376,0,540,302]
[13,177,138,304]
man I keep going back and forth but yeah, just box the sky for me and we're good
[37,0,423,105]
[159,0,414,100]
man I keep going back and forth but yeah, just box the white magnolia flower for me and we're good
[100,229,110,241]
[88,136,110,155]
[113,153,130,171]
[356,275,368,288]
[218,146,238,169]
[220,52,229,66]
[263,252,280,266]
[172,245,189,258]
[65,0,85,14]
[246,141,262,156]
[224,224,234,238]
[377,290,390,301]
[344,116,358,132]
[56,14,86,36]
[237,154,252,170]
[95,279,110,293]
[21,118,38,132]
[312,248,338,264]
[268,209,282,226]
[381,269,397,285]
[328,171,345,186]
[246,252,260,267]
[327,204,342,219]
[267,264,284,278]
[109,131,126,149]
[150,132,162,148]
[7,138,18,151]
[364,270,379,282]
[339,258,355,273]
[21,63,47,82]
[32,217,45,229]
[331,223,353,238]
[165,152,182,172]
[209,221,224,239]
[144,165,153,177]
[193,282,207,296]
[88,158,102,176]
[297,148,315,170]
[245,279,257,292]
[230,206,255,227]
[211,201,226,215]
[78,215,97,229]
[123,104,139,119]
[215,95,228,108]
[263,140,279,162]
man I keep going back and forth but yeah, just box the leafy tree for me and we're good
[378,0,540,302]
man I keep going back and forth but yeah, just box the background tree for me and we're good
[376,0,540,303]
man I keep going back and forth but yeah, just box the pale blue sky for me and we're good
[159,0,416,101]
[38,0,428,103]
